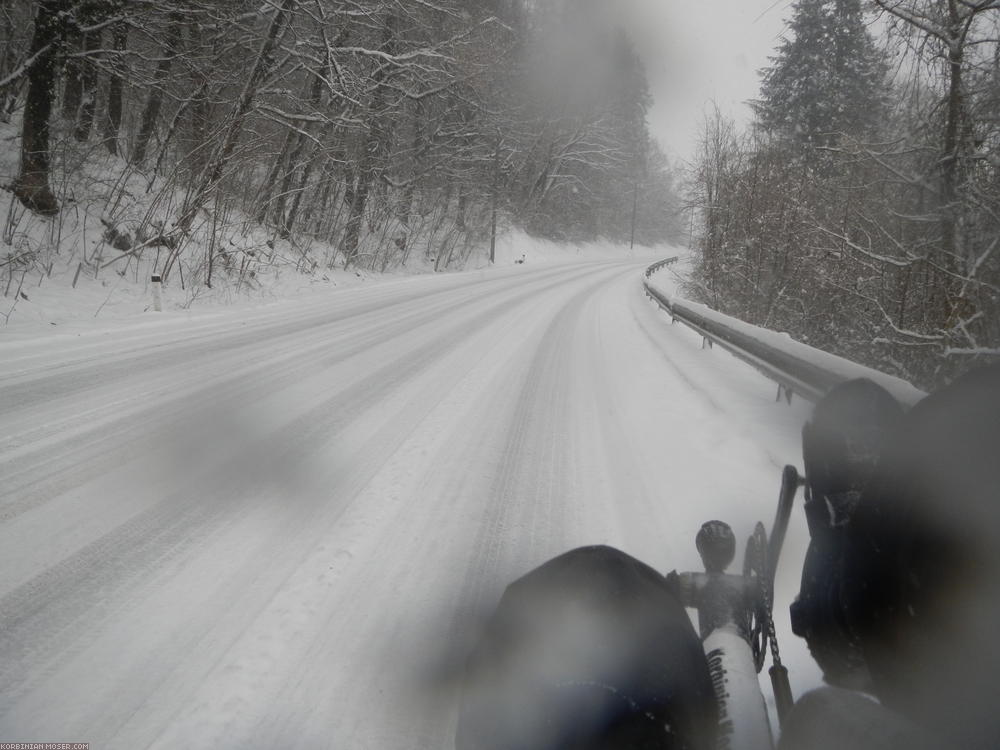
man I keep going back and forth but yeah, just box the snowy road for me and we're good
[0,259,818,749]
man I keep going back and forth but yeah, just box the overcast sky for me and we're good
[616,0,794,164]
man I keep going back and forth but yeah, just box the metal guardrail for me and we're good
[643,260,925,407]
[644,256,679,278]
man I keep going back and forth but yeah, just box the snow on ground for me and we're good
[0,206,664,331]
[0,246,823,748]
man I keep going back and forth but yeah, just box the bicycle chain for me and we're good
[744,522,785,673]
[744,523,767,672]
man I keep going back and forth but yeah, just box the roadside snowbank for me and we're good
[1,201,681,337]
[1,115,682,337]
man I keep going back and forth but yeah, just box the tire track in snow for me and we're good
[0,267,594,690]
[0,264,581,452]
[0,261,641,746]
[247,262,647,750]
[0,273,550,524]
[453,265,641,625]
[124,261,647,750]
[0,265,576,398]
[0,263,609,539]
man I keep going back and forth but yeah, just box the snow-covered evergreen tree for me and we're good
[754,0,887,147]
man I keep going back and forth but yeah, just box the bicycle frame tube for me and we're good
[704,624,774,750]
[678,569,775,750]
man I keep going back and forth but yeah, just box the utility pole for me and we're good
[630,143,646,251]
[629,178,639,250]
[490,132,500,264]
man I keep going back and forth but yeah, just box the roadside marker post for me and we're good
[151,274,163,311]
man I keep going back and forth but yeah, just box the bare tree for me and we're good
[101,20,128,155]
[132,13,183,165]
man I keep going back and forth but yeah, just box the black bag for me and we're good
[456,545,717,750]
[790,378,904,689]
[841,364,1000,750]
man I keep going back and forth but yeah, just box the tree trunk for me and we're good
[940,1,963,268]
[132,15,183,165]
[12,0,68,216]
[255,128,296,223]
[182,20,213,178]
[398,100,424,261]
[306,167,333,235]
[175,0,296,237]
[102,22,128,155]
[341,14,395,267]
[0,9,17,121]
[282,133,324,238]
[61,28,83,122]
[342,164,369,267]
[273,72,323,232]
[188,78,210,176]
[456,191,468,230]
[74,30,99,142]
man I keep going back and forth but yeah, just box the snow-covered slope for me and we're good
[0,258,820,748]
